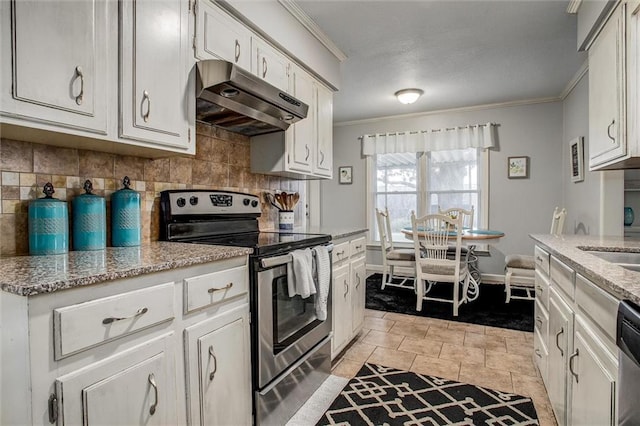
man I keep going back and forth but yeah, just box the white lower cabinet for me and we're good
[331,233,367,359]
[534,246,619,426]
[184,305,251,426]
[56,335,177,425]
[1,255,250,426]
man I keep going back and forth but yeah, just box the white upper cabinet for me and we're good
[195,0,251,70]
[589,3,627,169]
[314,84,333,178]
[120,0,192,150]
[288,66,315,173]
[0,0,108,133]
[252,38,290,92]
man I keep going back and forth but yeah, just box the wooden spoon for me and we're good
[274,193,285,210]
[280,191,289,210]
[292,192,300,208]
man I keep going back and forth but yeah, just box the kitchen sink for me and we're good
[581,248,640,272]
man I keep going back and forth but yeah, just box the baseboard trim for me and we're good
[366,264,506,285]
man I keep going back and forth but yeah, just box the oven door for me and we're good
[256,244,333,388]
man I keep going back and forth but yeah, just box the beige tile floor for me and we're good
[331,309,558,426]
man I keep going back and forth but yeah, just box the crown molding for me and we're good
[567,0,582,14]
[278,0,348,61]
[560,59,589,100]
[334,97,561,127]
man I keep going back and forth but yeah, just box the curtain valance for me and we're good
[361,122,497,156]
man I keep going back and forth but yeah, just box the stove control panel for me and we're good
[161,190,261,216]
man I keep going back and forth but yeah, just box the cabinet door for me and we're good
[314,84,333,177]
[253,38,289,91]
[547,289,574,426]
[332,263,351,357]
[570,327,617,426]
[184,305,251,426]
[288,67,315,173]
[1,0,108,132]
[56,335,177,425]
[589,3,626,169]
[195,1,251,69]
[120,0,192,150]
[351,256,366,334]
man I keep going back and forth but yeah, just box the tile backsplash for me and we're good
[0,123,306,256]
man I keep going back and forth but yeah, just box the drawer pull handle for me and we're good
[142,90,151,122]
[607,119,616,142]
[555,327,564,357]
[536,285,543,292]
[534,348,542,358]
[569,349,579,383]
[337,250,345,256]
[208,282,233,293]
[102,307,148,325]
[74,66,84,105]
[535,316,543,326]
[305,144,310,161]
[148,373,158,415]
[355,245,362,249]
[262,57,267,78]
[355,273,361,288]
[320,150,325,165]
[344,280,349,297]
[234,39,240,63]
[208,346,218,381]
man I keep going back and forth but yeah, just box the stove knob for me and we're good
[251,200,259,208]
[176,197,186,208]
[190,196,198,206]
[243,198,250,206]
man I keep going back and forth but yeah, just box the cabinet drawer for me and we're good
[575,273,618,344]
[333,241,351,263]
[184,266,248,314]
[535,269,550,311]
[350,236,366,257]
[533,328,548,382]
[53,283,175,359]
[534,298,549,339]
[534,246,550,276]
[550,256,575,300]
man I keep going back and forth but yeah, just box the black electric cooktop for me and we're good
[191,231,331,257]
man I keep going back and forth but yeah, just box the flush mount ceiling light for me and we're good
[395,88,424,105]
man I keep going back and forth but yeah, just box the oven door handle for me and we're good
[260,244,334,269]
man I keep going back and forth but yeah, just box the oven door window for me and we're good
[272,273,321,353]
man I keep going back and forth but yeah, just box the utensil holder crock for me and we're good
[279,210,294,231]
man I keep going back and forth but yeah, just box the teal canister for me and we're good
[111,176,141,247]
[28,182,69,255]
[72,180,106,250]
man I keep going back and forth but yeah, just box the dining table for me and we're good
[401,227,505,301]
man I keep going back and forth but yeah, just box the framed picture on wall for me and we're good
[508,156,529,179]
[339,166,353,184]
[569,136,584,183]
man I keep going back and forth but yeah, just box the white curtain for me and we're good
[361,122,497,155]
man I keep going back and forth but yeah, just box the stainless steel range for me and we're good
[159,190,333,425]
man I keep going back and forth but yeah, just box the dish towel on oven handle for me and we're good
[287,248,316,299]
[313,245,331,321]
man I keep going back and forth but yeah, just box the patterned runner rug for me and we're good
[317,363,539,425]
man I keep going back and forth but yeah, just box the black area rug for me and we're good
[317,363,539,426]
[366,274,534,331]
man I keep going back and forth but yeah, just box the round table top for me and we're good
[401,227,505,240]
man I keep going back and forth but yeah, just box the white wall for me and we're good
[321,101,565,274]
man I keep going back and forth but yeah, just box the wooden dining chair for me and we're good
[504,207,567,302]
[375,208,416,289]
[411,211,470,316]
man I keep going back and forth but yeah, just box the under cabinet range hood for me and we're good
[195,60,308,136]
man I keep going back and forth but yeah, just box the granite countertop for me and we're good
[0,242,252,297]
[530,234,640,305]
[303,226,369,240]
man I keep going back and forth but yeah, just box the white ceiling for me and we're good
[294,0,586,124]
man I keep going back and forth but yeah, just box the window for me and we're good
[368,148,488,243]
